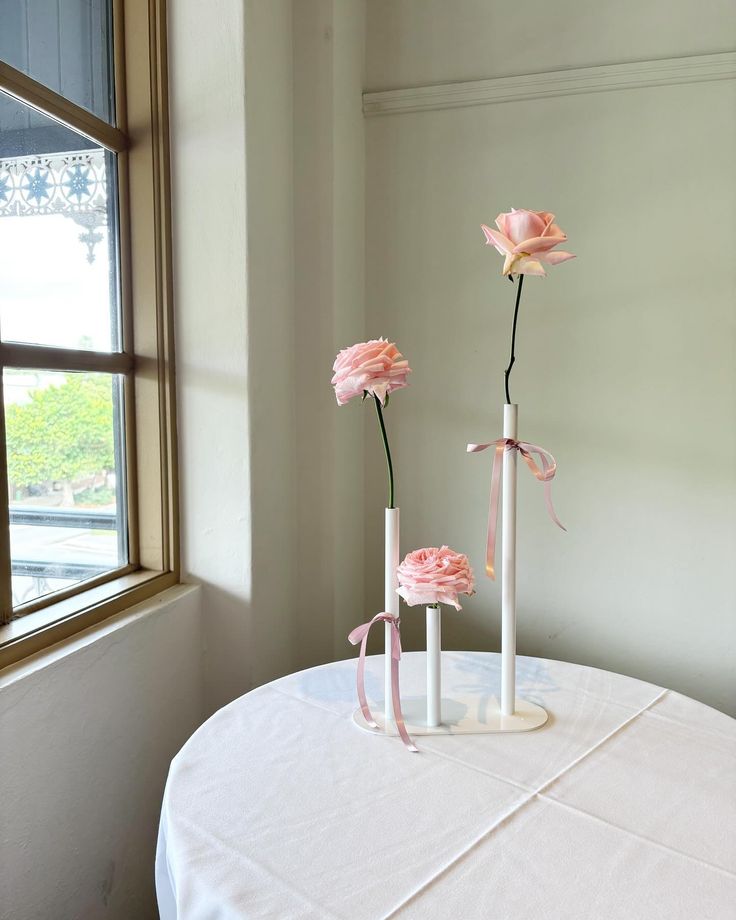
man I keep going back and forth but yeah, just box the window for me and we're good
[0,0,178,666]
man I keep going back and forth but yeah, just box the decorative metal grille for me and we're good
[0,149,108,262]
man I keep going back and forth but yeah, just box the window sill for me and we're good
[0,569,178,670]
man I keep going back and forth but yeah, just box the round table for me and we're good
[156,652,736,919]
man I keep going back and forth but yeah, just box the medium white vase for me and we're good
[384,507,400,727]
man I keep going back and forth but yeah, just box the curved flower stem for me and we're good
[373,395,395,508]
[504,273,525,404]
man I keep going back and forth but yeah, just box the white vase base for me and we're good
[352,695,548,736]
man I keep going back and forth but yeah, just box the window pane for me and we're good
[5,370,127,610]
[0,0,115,124]
[0,91,121,352]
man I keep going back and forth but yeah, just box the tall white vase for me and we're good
[384,507,400,726]
[501,403,518,716]
[426,605,441,727]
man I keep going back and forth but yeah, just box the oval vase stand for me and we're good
[353,695,548,735]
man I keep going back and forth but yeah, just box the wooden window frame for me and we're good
[0,0,179,668]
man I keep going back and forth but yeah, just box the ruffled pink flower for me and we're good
[397,546,475,611]
[481,208,575,277]
[331,338,411,407]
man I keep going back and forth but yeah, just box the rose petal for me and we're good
[516,258,546,276]
[481,225,514,254]
[495,212,510,237]
[539,250,576,265]
[514,234,567,255]
[503,209,546,245]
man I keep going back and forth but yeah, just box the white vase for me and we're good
[426,605,441,727]
[501,403,518,716]
[384,507,400,726]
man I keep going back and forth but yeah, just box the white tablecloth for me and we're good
[156,652,736,919]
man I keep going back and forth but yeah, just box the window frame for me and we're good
[0,0,179,668]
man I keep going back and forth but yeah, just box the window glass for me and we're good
[0,0,115,124]
[5,370,127,609]
[0,91,121,352]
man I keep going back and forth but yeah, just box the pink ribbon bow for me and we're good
[467,437,566,579]
[348,612,418,752]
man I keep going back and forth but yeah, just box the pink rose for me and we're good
[481,208,575,277]
[331,338,411,407]
[397,546,475,611]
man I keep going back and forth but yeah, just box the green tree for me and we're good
[6,374,114,493]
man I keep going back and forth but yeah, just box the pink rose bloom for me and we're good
[481,208,575,277]
[331,338,411,407]
[397,546,475,611]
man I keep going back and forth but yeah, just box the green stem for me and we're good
[504,273,524,404]
[373,396,395,508]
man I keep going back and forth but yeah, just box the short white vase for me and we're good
[426,605,441,727]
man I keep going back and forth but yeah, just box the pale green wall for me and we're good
[364,2,736,714]
[170,0,735,716]
[366,0,736,90]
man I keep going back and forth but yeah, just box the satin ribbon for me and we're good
[348,612,418,752]
[467,437,566,579]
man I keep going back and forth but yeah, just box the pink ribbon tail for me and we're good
[467,437,566,579]
[348,613,418,752]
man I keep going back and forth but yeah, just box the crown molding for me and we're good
[363,52,736,116]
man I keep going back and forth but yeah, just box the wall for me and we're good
[170,0,735,715]
[365,0,736,90]
[364,1,736,714]
[292,0,366,667]
[170,0,301,712]
[170,0,366,712]
[0,586,203,920]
